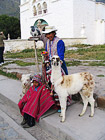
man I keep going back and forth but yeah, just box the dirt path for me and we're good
[2,59,105,97]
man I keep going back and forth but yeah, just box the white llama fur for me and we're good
[20,74,33,99]
[51,55,95,122]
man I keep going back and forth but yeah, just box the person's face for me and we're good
[46,32,55,41]
[33,80,39,87]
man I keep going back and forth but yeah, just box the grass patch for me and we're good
[0,69,19,80]
[5,45,105,61]
[1,60,37,66]
[66,60,81,66]
[4,48,45,60]
[97,75,105,77]
[70,44,91,48]
[88,61,105,66]
[21,48,34,53]
[14,60,35,66]
[65,45,105,61]
[4,45,105,67]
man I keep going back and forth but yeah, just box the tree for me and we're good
[0,15,21,39]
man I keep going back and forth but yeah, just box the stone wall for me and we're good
[4,38,87,53]
[4,39,34,52]
[63,38,87,46]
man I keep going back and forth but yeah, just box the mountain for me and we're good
[96,0,105,3]
[0,0,20,18]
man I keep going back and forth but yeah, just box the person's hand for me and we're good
[0,32,3,35]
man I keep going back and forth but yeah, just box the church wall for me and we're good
[73,0,96,44]
[46,0,74,38]
[96,2,105,19]
[95,3,105,44]
[95,19,105,44]
[20,2,31,39]
[20,11,31,39]
[20,0,105,44]
[20,0,74,39]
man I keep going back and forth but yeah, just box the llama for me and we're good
[20,74,33,99]
[51,55,95,122]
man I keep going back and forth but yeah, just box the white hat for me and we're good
[42,26,57,34]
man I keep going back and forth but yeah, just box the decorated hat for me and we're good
[42,26,57,34]
[32,74,42,83]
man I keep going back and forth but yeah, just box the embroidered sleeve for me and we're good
[45,43,47,51]
[57,40,65,61]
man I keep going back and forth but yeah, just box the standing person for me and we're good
[42,26,68,75]
[40,33,48,49]
[39,26,48,49]
[0,31,6,66]
[18,74,55,128]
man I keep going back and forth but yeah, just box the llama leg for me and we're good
[59,97,67,122]
[79,94,88,116]
[58,96,62,117]
[88,96,95,117]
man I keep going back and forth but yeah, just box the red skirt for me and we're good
[18,84,55,122]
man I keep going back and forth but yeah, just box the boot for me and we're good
[21,118,27,125]
[28,116,35,127]
[23,123,30,128]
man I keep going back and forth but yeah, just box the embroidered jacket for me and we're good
[45,36,65,61]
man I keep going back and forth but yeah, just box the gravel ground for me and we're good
[2,59,105,97]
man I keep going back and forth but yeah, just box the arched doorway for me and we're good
[34,19,48,32]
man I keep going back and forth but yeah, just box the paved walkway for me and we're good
[1,58,105,140]
[0,75,105,140]
[0,109,36,140]
[0,75,56,140]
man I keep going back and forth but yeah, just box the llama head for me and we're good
[51,55,60,66]
[21,74,33,89]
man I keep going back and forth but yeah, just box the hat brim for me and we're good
[42,29,57,34]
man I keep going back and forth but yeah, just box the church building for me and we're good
[20,0,105,45]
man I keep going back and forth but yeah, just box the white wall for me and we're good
[20,0,105,44]
[95,19,105,44]
[95,3,105,44]
[20,2,31,39]
[47,0,74,38]
[95,2,105,19]
[20,0,74,39]
[73,0,96,44]
[4,40,34,52]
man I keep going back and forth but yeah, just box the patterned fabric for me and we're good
[47,37,60,60]
[18,84,55,122]
[45,37,65,61]
[32,74,42,83]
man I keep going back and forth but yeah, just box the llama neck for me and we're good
[51,65,62,82]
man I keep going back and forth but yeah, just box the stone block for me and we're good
[16,73,22,80]
[97,96,105,108]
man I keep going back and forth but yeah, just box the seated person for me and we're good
[18,74,55,128]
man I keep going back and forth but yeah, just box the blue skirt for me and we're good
[61,60,68,75]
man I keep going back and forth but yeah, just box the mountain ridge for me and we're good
[0,0,20,18]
